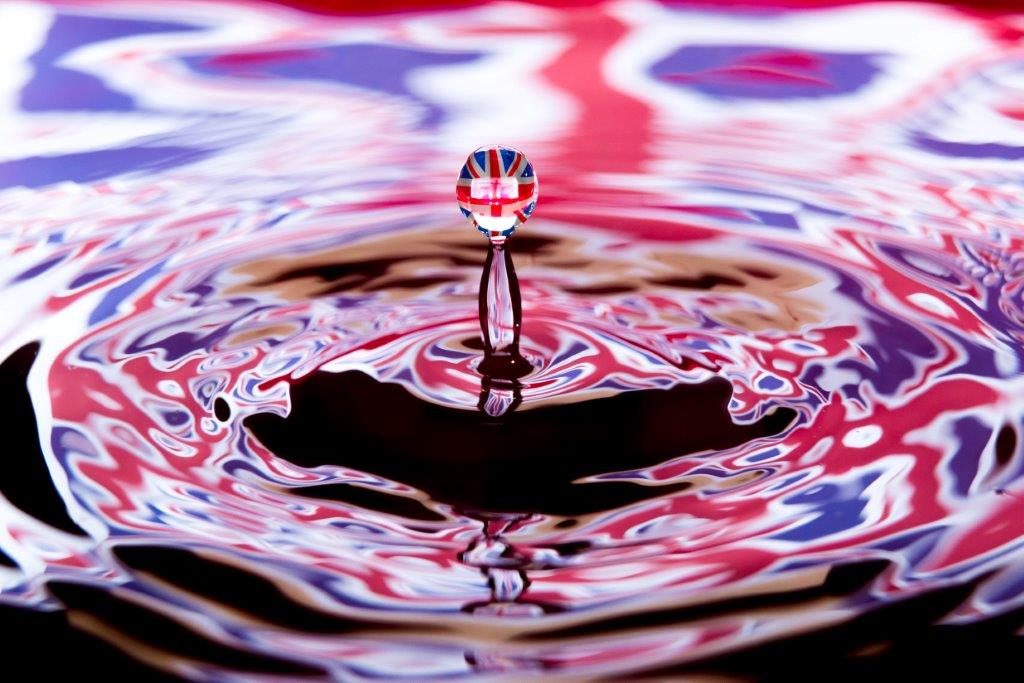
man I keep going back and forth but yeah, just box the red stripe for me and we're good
[459,196,530,208]
[508,153,523,176]
[489,148,501,178]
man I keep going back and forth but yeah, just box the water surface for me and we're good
[2,0,1024,677]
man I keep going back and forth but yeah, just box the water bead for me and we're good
[455,145,538,241]
[456,145,537,406]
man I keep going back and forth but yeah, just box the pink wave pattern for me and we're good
[3,0,1024,677]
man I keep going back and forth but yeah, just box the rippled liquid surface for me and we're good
[4,0,1024,677]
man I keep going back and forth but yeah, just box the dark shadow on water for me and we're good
[113,545,414,634]
[1,601,178,680]
[45,581,325,676]
[245,370,796,515]
[524,559,892,641]
[0,342,87,536]
[645,572,1024,682]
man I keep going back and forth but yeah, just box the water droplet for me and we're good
[456,145,538,242]
[458,146,538,414]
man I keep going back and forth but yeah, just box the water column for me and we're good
[455,145,539,416]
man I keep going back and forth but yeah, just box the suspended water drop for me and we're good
[457,146,538,415]
[456,144,538,242]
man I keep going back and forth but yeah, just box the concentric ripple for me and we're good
[3,0,1024,677]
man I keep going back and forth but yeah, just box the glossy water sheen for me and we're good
[2,0,1024,678]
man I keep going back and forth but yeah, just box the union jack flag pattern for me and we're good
[456,145,538,239]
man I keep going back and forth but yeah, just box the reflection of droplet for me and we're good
[456,145,538,243]
[478,377,521,417]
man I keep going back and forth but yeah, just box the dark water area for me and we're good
[0,343,87,537]
[246,370,795,514]
[5,0,1024,679]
